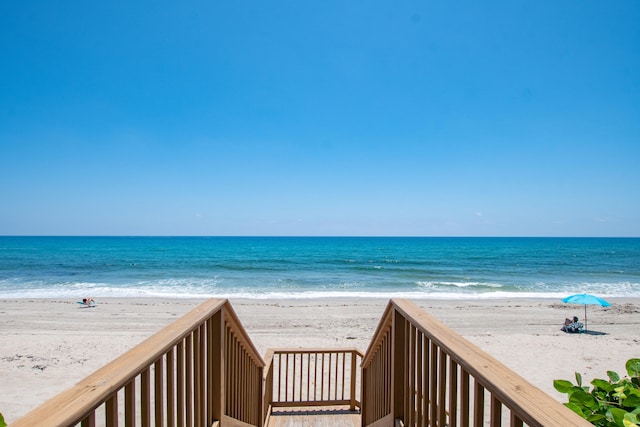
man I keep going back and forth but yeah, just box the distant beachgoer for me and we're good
[561,316,583,333]
[82,298,95,307]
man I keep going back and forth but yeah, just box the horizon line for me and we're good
[1,235,639,239]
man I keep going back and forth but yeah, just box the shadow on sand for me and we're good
[582,330,607,336]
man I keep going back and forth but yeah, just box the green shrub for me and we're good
[554,358,640,427]
[0,412,5,427]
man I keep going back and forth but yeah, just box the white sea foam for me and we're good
[0,285,635,300]
[416,281,504,289]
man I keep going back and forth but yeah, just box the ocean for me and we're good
[0,236,638,300]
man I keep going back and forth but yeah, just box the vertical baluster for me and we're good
[474,381,485,427]
[154,357,164,427]
[167,347,175,427]
[240,347,245,421]
[210,310,223,425]
[307,353,315,401]
[332,352,340,400]
[206,317,213,425]
[177,340,185,427]
[285,353,290,403]
[449,359,459,427]
[386,331,392,415]
[232,334,238,417]
[438,349,447,426]
[185,333,193,427]
[141,367,151,426]
[375,344,380,420]
[315,352,319,402]
[491,394,502,427]
[105,394,117,427]
[510,412,524,427]
[341,352,345,402]
[328,352,332,401]
[194,326,201,426]
[125,379,135,427]
[407,324,415,426]
[321,352,325,401]
[423,337,429,426]
[429,341,438,425]
[247,349,251,422]
[228,330,233,416]
[80,412,95,427]
[292,352,297,403]
[299,352,304,402]
[416,331,423,427]
[204,317,214,425]
[461,368,470,427]
[277,353,283,402]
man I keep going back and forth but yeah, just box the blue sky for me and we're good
[1,1,639,236]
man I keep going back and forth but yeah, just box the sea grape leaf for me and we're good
[586,413,606,423]
[570,389,598,409]
[627,359,640,378]
[609,408,629,425]
[556,359,640,427]
[564,401,587,417]
[623,394,640,408]
[623,412,639,427]
[554,379,574,393]
[593,378,614,392]
[609,370,622,383]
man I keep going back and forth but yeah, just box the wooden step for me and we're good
[268,407,361,427]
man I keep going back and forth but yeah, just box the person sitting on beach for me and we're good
[82,297,95,307]
[561,316,583,333]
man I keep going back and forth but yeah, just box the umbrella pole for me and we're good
[584,304,587,332]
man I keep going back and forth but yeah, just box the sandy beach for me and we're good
[1,297,638,423]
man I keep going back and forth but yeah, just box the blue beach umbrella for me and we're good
[562,293,611,332]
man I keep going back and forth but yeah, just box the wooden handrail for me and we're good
[362,299,593,427]
[362,302,393,368]
[12,299,265,427]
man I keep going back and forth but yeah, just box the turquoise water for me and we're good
[0,236,638,299]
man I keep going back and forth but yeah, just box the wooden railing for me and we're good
[361,299,593,427]
[12,299,265,427]
[13,298,594,427]
[264,349,362,411]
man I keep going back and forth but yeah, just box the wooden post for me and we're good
[258,365,265,427]
[350,351,357,411]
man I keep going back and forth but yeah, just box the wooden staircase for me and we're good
[12,298,593,427]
